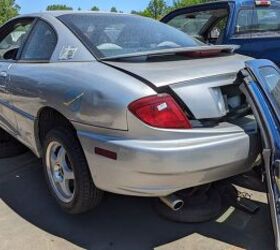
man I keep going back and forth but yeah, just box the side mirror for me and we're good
[3,47,19,60]
[210,27,221,40]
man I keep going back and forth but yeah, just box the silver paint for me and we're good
[0,12,259,197]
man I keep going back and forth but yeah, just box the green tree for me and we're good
[46,4,73,11]
[110,6,117,12]
[0,0,20,25]
[173,0,208,9]
[140,9,154,18]
[91,6,99,11]
[147,0,168,19]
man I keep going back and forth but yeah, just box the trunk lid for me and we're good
[106,53,251,119]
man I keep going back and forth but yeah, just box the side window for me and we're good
[21,20,57,61]
[0,21,33,60]
[235,8,280,38]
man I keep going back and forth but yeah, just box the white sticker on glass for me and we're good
[59,46,78,60]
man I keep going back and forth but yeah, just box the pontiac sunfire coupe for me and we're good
[0,12,261,214]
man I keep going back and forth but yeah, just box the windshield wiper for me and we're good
[101,45,240,61]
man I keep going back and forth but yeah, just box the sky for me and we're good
[16,0,173,14]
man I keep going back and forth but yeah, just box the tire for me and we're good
[43,127,103,214]
[0,128,28,159]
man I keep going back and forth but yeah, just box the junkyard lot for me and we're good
[0,151,275,250]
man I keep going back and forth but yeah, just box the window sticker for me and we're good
[59,46,78,60]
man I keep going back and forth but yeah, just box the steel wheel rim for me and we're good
[46,141,76,203]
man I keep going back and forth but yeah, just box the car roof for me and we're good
[161,0,280,21]
[162,0,280,9]
[17,11,133,19]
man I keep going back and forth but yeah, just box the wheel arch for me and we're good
[35,106,77,156]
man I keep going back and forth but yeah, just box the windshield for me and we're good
[59,14,202,59]
[236,7,280,36]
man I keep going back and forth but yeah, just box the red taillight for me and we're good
[255,0,271,6]
[128,94,192,129]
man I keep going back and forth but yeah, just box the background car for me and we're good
[162,0,280,65]
[239,59,280,250]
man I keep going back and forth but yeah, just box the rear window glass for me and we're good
[236,8,280,36]
[59,14,201,59]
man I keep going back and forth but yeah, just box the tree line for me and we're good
[46,4,120,13]
[0,0,208,25]
[132,0,209,19]
[46,1,209,19]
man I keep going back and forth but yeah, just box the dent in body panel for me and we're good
[7,61,155,135]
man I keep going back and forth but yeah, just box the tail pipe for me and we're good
[160,194,184,211]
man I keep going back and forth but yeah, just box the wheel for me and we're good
[43,127,103,214]
[0,128,27,159]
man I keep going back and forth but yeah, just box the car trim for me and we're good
[0,98,35,121]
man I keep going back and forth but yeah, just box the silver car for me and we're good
[0,12,259,213]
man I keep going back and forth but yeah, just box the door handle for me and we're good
[0,71,7,90]
[0,71,8,78]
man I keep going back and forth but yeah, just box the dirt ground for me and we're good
[0,151,275,250]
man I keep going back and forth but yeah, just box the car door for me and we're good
[7,19,57,147]
[240,59,280,250]
[0,18,34,135]
[161,2,232,44]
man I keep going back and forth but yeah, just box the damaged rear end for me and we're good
[91,47,262,196]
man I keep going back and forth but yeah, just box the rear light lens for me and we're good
[128,94,192,129]
[255,0,271,6]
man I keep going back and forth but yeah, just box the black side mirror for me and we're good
[3,47,19,60]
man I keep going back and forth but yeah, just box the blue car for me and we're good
[162,0,280,64]
[240,59,280,250]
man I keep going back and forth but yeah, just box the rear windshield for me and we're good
[59,14,201,59]
[236,7,280,37]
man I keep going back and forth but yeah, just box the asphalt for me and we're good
[0,151,276,250]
